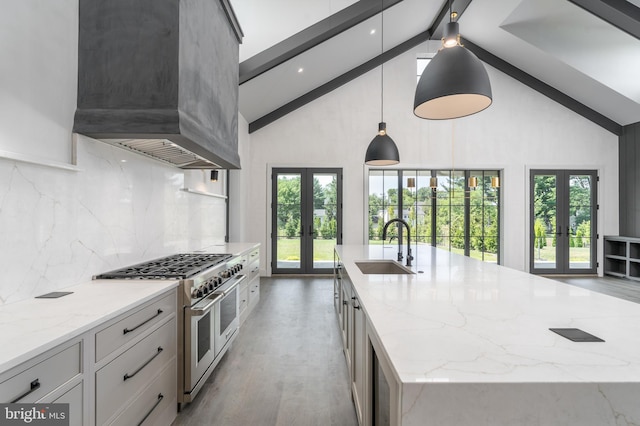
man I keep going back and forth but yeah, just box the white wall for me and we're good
[0,1,227,305]
[244,42,619,274]
[229,115,251,243]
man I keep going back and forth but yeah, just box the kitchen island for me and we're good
[335,244,640,426]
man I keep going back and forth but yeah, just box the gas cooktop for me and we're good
[94,253,232,280]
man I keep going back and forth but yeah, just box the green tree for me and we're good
[534,176,556,230]
[277,176,301,236]
[577,221,591,247]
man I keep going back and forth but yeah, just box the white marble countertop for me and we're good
[0,242,260,374]
[0,279,178,373]
[336,244,640,385]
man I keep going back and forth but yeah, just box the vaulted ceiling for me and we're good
[231,0,640,135]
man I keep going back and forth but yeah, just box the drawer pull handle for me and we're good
[137,393,164,426]
[124,347,163,381]
[123,309,163,334]
[11,379,40,403]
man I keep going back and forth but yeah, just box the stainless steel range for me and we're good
[94,252,246,408]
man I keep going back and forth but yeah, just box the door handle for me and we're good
[309,225,315,236]
[555,226,562,236]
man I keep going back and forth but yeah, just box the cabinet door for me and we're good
[51,382,83,426]
[341,281,352,368]
[351,287,365,424]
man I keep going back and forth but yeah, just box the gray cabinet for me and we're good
[350,276,365,424]
[334,250,402,426]
[0,339,84,425]
[0,287,177,426]
[334,252,365,424]
[241,246,261,325]
[604,236,640,280]
[93,290,177,426]
[0,341,82,404]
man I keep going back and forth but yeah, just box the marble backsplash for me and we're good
[0,135,226,305]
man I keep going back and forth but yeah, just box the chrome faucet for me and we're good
[382,218,413,267]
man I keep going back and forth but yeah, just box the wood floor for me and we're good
[171,277,358,426]
[553,275,640,304]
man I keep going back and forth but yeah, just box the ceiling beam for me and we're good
[568,0,640,41]
[240,0,403,84]
[248,0,463,133]
[249,30,430,133]
[463,38,623,136]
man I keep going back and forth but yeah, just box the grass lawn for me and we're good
[276,238,336,261]
[277,237,588,265]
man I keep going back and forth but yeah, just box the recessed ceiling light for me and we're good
[121,159,127,162]
[297,67,304,73]
[370,29,376,35]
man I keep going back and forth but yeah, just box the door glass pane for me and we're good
[403,172,417,241]
[369,170,399,244]
[450,171,465,256]
[435,171,450,251]
[276,174,301,269]
[569,175,593,269]
[533,175,557,270]
[312,173,338,269]
[415,171,433,245]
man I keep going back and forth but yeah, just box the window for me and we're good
[416,56,432,83]
[368,169,501,263]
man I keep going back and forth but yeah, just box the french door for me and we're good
[530,170,597,274]
[272,168,342,274]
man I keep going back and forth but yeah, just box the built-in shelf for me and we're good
[603,236,640,281]
[0,149,82,172]
[180,188,227,199]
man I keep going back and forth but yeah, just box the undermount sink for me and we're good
[355,260,415,275]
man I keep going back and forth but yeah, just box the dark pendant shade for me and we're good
[365,122,400,166]
[414,45,492,120]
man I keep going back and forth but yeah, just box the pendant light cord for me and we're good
[380,0,384,123]
[451,120,455,173]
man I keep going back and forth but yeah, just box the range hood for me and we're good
[73,0,244,169]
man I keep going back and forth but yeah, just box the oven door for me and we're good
[214,274,244,357]
[184,292,222,392]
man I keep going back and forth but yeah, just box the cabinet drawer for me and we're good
[108,361,177,426]
[248,248,259,264]
[0,342,81,403]
[248,279,260,309]
[96,291,176,362]
[239,282,249,316]
[96,318,176,425]
[248,261,260,283]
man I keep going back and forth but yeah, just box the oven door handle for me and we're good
[189,293,222,317]
[213,274,246,297]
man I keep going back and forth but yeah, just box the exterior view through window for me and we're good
[368,169,500,263]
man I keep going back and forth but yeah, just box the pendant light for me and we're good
[365,0,399,166]
[468,176,478,190]
[430,176,438,193]
[413,1,492,120]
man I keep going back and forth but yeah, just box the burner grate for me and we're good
[95,253,232,280]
